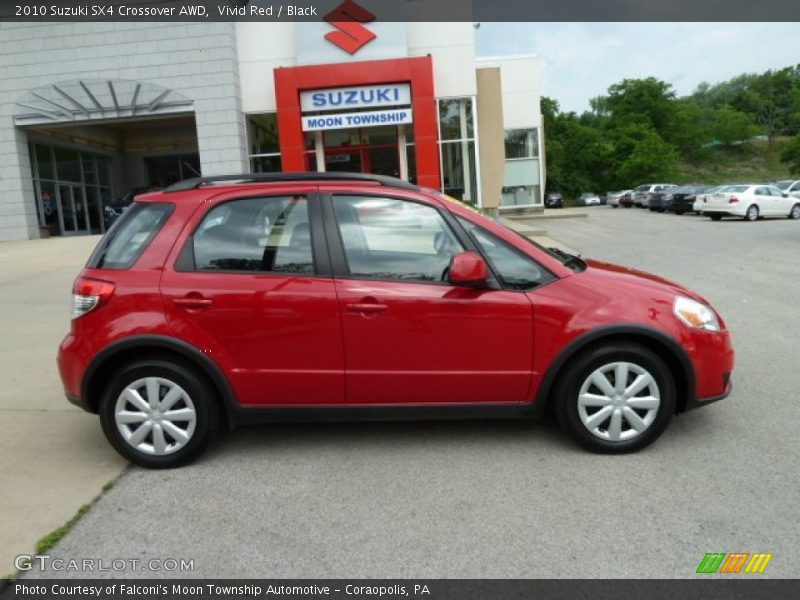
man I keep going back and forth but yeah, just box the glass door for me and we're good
[57,184,90,235]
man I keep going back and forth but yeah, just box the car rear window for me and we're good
[87,202,173,269]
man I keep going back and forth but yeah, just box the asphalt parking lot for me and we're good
[20,207,800,579]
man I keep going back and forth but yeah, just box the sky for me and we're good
[476,23,799,114]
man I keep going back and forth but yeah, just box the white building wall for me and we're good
[0,22,248,241]
[236,21,477,115]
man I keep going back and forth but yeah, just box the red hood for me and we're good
[581,258,708,303]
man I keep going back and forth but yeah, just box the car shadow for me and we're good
[200,416,578,464]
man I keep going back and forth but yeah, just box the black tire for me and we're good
[789,204,800,220]
[99,358,219,468]
[744,204,759,221]
[674,211,685,216]
[554,343,676,454]
[709,214,723,221]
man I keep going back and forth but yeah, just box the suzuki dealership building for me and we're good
[0,20,544,241]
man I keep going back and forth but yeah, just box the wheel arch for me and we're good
[533,324,696,415]
[82,335,237,428]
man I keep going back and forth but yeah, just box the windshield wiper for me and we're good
[548,247,587,272]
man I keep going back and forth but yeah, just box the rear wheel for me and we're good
[674,210,685,216]
[789,204,800,220]
[745,204,759,221]
[99,359,218,468]
[555,343,675,453]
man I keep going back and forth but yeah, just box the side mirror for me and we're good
[783,192,789,198]
[448,251,488,287]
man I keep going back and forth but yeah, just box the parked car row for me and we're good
[614,180,800,222]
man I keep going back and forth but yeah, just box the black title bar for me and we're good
[2,0,800,22]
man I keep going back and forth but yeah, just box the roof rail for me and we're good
[163,172,420,193]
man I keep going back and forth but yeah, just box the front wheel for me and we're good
[555,343,676,453]
[709,214,723,221]
[99,359,219,468]
[789,204,800,220]
[745,204,759,221]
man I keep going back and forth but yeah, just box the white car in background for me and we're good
[775,180,800,199]
[578,192,602,206]
[693,185,727,214]
[703,184,800,221]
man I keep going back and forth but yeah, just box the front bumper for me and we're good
[684,380,732,411]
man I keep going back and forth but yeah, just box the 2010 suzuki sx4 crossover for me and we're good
[58,173,734,468]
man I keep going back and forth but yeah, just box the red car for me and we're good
[58,173,734,468]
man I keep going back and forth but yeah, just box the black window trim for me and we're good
[174,191,331,278]
[455,215,557,292]
[320,191,502,289]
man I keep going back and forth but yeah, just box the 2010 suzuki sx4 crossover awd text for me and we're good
[58,173,735,468]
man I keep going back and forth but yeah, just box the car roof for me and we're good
[162,172,419,193]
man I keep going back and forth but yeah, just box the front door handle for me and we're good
[172,297,213,308]
[346,297,388,314]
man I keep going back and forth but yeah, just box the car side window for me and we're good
[332,195,463,283]
[755,187,769,196]
[192,196,314,274]
[457,217,553,291]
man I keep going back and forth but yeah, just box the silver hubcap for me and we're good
[748,206,758,219]
[577,362,660,442]
[792,206,800,219]
[115,377,196,456]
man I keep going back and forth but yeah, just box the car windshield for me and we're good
[775,180,793,191]
[723,185,751,193]
[438,193,586,272]
[634,185,650,192]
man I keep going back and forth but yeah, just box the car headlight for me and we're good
[673,296,720,331]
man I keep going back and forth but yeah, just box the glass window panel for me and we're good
[251,155,282,173]
[88,203,173,269]
[505,129,538,159]
[501,185,538,207]
[37,181,60,236]
[333,196,463,283]
[53,147,82,182]
[438,98,474,141]
[247,113,280,155]
[35,144,54,180]
[97,156,111,186]
[361,125,397,146]
[440,140,477,204]
[457,217,551,290]
[81,154,97,185]
[193,196,314,275]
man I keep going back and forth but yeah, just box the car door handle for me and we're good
[172,297,213,308]
[346,302,388,314]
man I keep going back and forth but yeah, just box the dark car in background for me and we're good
[667,185,712,215]
[545,192,564,208]
[103,186,161,228]
[619,191,635,208]
[647,190,672,212]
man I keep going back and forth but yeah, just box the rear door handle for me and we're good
[172,297,213,308]
[346,302,387,314]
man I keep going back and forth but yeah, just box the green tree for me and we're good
[780,136,800,175]
[607,123,679,185]
[710,106,759,146]
[601,77,677,137]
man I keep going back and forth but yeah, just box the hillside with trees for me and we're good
[542,65,800,199]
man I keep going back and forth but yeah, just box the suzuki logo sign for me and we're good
[323,0,376,55]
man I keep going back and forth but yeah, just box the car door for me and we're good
[768,185,792,214]
[323,192,535,405]
[790,182,800,199]
[160,190,345,406]
[753,186,776,216]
